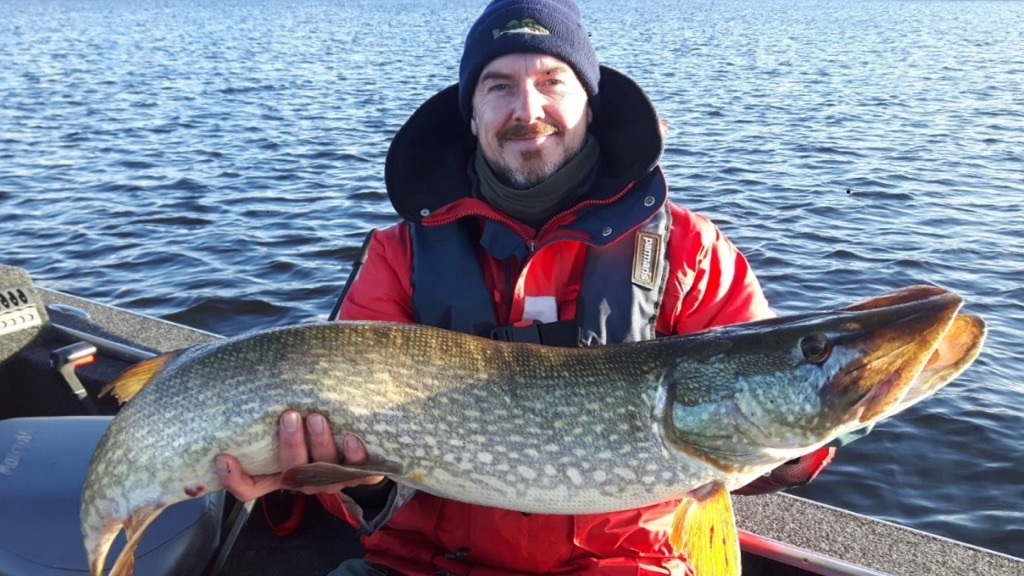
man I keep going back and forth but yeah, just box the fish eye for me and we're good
[800,334,831,363]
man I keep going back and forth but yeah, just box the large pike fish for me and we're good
[82,286,985,576]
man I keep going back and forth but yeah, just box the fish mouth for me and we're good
[827,286,986,424]
[854,311,985,423]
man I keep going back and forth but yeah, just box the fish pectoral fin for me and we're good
[99,351,181,404]
[669,481,740,576]
[280,460,403,489]
[105,503,167,576]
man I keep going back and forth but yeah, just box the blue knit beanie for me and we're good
[458,0,600,123]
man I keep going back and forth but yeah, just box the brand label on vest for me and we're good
[632,232,661,289]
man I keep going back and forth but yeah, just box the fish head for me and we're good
[659,286,985,476]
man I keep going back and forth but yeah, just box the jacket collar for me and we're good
[384,66,664,225]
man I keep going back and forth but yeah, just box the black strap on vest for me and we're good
[490,319,579,346]
[329,229,376,320]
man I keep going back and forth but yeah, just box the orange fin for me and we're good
[670,481,740,576]
[99,351,180,404]
[105,503,167,576]
[280,460,403,490]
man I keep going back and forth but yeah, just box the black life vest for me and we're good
[409,171,673,347]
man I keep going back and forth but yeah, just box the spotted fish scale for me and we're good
[85,323,717,523]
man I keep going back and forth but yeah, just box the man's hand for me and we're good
[216,410,385,502]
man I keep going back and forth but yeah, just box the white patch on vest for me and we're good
[522,296,558,323]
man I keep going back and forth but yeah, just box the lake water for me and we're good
[2,0,1022,561]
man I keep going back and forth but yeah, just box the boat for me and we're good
[1,263,1021,576]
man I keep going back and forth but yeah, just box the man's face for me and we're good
[471,53,592,190]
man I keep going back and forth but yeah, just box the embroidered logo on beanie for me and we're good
[492,19,551,39]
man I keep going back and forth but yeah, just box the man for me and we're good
[217,0,838,573]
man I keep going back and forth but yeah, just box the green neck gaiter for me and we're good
[475,135,600,228]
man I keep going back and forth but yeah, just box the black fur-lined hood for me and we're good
[384,66,665,224]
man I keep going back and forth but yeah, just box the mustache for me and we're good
[499,122,559,140]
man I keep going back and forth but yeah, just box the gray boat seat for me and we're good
[0,416,224,575]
